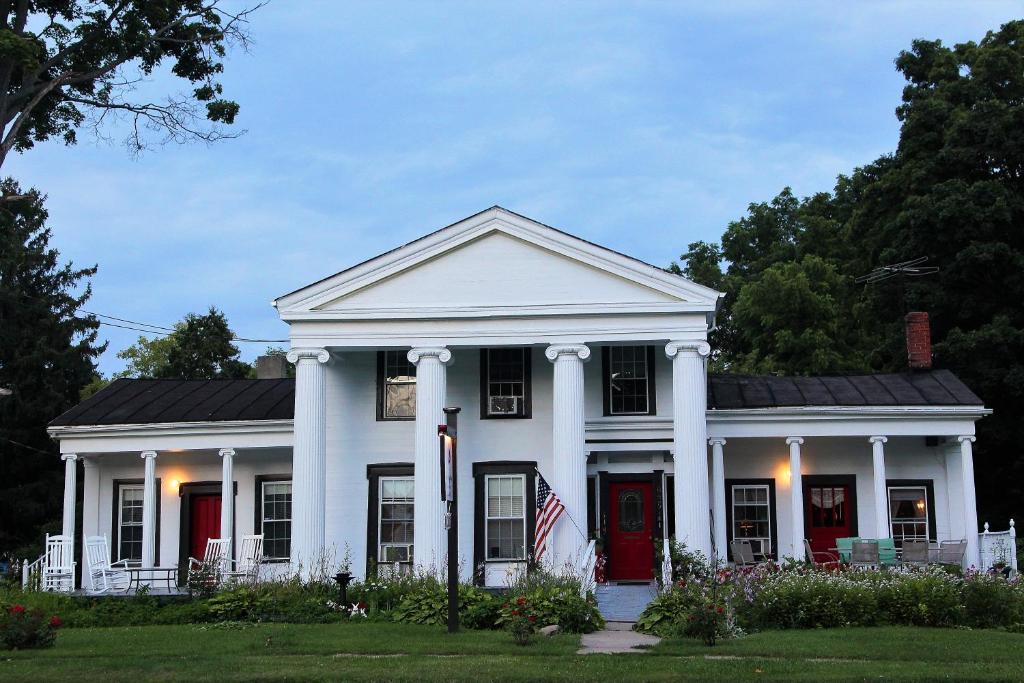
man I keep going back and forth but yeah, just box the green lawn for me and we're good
[2,623,1023,681]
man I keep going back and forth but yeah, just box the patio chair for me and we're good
[851,540,880,568]
[223,535,263,584]
[84,535,131,593]
[730,539,758,567]
[835,537,860,563]
[41,534,75,592]
[188,537,231,589]
[939,540,967,565]
[877,538,898,567]
[901,539,930,568]
[804,539,840,567]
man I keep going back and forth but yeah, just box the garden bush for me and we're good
[500,566,603,633]
[0,604,61,649]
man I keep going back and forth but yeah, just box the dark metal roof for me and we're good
[707,369,984,410]
[49,378,295,426]
[49,369,983,428]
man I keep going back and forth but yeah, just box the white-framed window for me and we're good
[485,474,526,560]
[889,485,929,545]
[118,484,144,562]
[379,351,416,419]
[483,348,529,417]
[606,346,653,415]
[261,480,292,561]
[731,484,772,559]
[379,477,414,563]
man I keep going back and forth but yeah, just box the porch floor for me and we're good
[595,582,658,622]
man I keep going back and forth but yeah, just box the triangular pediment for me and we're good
[275,207,722,319]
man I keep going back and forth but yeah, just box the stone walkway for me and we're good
[577,622,661,655]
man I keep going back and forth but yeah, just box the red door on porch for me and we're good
[189,494,222,559]
[805,484,852,555]
[608,481,654,581]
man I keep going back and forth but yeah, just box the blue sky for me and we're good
[9,1,1022,375]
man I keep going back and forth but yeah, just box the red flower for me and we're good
[49,616,62,628]
[516,597,526,606]
[502,603,509,609]
[511,609,520,617]
[716,607,724,615]
[9,605,25,615]
[357,602,367,610]
[528,615,537,623]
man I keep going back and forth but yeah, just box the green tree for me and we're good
[0,1,263,169]
[0,181,102,554]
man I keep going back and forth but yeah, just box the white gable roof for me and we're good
[274,206,723,322]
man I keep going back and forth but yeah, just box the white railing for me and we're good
[21,555,43,591]
[580,539,597,597]
[661,538,673,591]
[979,519,1017,576]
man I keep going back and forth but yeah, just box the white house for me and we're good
[46,207,991,590]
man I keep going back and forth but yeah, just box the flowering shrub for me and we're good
[500,565,604,633]
[501,596,538,645]
[1,604,61,650]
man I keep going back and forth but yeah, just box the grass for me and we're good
[2,623,1023,681]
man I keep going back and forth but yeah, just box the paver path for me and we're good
[577,622,661,655]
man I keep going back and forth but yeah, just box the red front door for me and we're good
[189,494,222,559]
[805,484,852,555]
[608,481,654,581]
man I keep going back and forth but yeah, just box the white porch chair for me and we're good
[188,537,231,589]
[42,534,75,593]
[84,535,131,593]
[223,535,263,584]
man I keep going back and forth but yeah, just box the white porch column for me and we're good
[545,344,589,567]
[286,347,331,573]
[665,341,712,559]
[408,346,452,569]
[869,436,889,539]
[61,453,78,539]
[786,437,804,560]
[958,436,980,567]
[81,458,99,591]
[219,448,235,559]
[709,438,728,562]
[140,450,158,567]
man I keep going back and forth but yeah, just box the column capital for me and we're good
[140,450,158,460]
[545,343,591,362]
[286,347,331,364]
[708,437,727,447]
[785,437,804,446]
[958,435,976,444]
[219,448,236,458]
[665,340,711,359]
[407,346,452,365]
[869,436,888,444]
[61,453,78,462]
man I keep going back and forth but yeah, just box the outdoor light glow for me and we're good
[169,479,180,491]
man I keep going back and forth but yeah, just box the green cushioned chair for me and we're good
[835,537,860,563]
[877,538,898,567]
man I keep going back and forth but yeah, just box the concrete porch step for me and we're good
[595,582,658,622]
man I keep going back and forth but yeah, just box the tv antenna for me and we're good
[855,256,938,312]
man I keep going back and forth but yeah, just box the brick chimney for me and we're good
[905,312,932,370]
[256,354,288,379]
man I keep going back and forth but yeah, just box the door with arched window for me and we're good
[608,481,654,580]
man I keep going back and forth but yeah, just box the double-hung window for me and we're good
[117,484,144,563]
[889,485,929,545]
[603,346,656,415]
[379,477,415,563]
[731,484,772,559]
[485,475,527,560]
[377,351,416,420]
[260,480,292,561]
[481,348,531,418]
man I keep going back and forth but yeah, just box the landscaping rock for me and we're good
[539,625,560,636]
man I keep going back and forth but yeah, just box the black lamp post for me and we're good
[333,570,353,609]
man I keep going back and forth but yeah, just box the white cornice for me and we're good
[48,419,293,441]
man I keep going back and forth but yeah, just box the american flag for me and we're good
[534,471,564,560]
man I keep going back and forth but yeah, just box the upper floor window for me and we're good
[602,346,657,416]
[377,351,416,420]
[480,348,531,418]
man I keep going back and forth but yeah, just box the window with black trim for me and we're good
[377,351,416,420]
[118,484,144,562]
[725,478,777,561]
[472,462,536,572]
[366,464,415,574]
[887,479,936,547]
[480,348,531,418]
[259,479,292,561]
[602,346,657,415]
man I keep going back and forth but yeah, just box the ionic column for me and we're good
[958,436,980,568]
[219,448,235,562]
[140,450,158,567]
[709,438,728,562]
[869,436,889,539]
[545,344,589,566]
[665,341,712,559]
[408,346,452,569]
[286,347,331,574]
[786,437,804,560]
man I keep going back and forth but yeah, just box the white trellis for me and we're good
[979,519,1017,575]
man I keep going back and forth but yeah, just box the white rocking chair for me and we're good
[84,535,131,593]
[223,535,263,584]
[42,534,75,593]
[188,537,231,589]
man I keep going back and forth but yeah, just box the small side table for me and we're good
[124,566,178,593]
